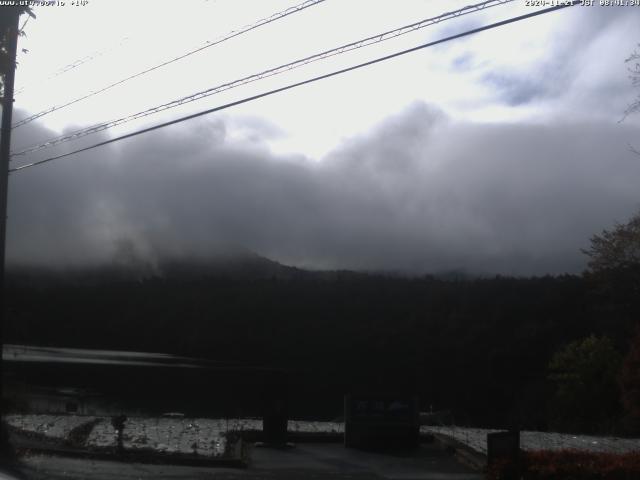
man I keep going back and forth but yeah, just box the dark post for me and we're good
[0,6,20,457]
[111,415,127,454]
[260,370,289,448]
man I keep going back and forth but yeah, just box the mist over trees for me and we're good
[2,17,639,436]
[1,258,635,432]
[6,205,640,433]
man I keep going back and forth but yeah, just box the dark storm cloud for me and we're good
[6,102,640,276]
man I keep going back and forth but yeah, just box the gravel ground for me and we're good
[4,414,96,441]
[422,426,640,454]
[7,414,636,458]
[3,414,344,458]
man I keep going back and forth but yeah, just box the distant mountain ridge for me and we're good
[6,251,478,288]
[5,252,311,287]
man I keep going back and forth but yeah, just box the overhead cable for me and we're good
[11,0,515,157]
[15,36,131,96]
[10,2,578,173]
[11,0,326,127]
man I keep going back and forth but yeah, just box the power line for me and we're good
[18,12,30,34]
[11,0,327,128]
[10,0,516,158]
[10,2,577,173]
[14,36,131,96]
[10,0,512,157]
[50,38,131,78]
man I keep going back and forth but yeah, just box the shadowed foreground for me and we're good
[16,442,482,480]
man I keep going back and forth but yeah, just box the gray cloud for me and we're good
[481,71,546,106]
[6,101,640,276]
[467,7,640,112]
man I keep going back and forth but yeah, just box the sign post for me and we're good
[344,394,419,450]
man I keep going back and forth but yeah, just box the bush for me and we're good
[620,326,640,422]
[488,450,640,480]
[548,335,622,433]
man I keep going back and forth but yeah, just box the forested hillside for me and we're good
[5,257,637,432]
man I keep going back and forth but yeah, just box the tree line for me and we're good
[3,210,639,433]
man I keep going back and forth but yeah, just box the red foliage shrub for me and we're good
[486,457,521,480]
[487,449,640,480]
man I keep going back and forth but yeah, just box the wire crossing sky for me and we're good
[9,3,576,173]
[6,0,639,274]
[10,0,516,159]
[11,0,327,128]
[14,35,131,97]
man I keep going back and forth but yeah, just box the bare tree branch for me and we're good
[622,44,640,154]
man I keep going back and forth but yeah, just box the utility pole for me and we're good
[0,6,21,452]
[1,8,20,273]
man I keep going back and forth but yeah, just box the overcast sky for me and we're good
[4,0,640,275]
